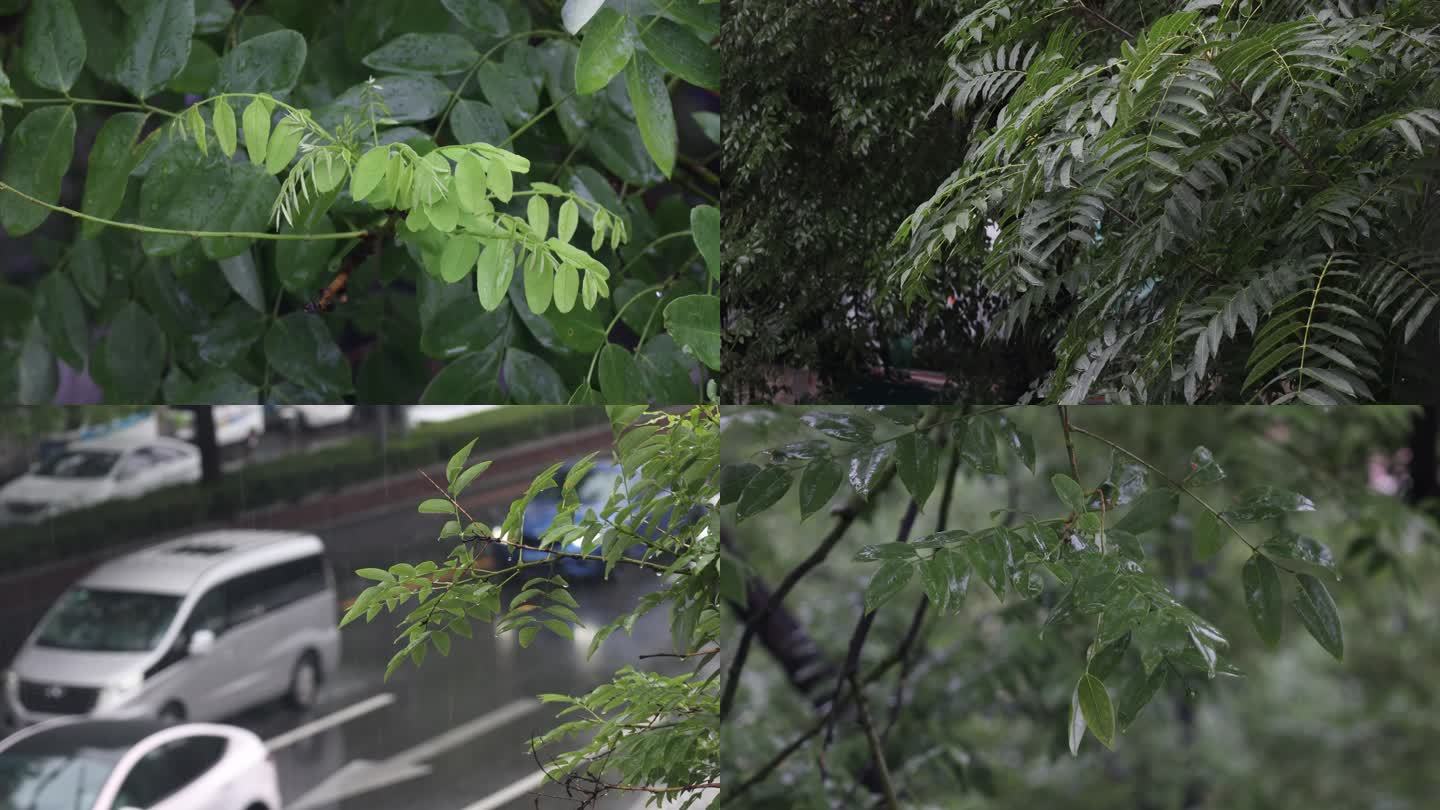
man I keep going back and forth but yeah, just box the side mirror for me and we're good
[188,629,216,657]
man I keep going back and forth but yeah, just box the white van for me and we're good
[2,530,342,729]
[167,406,266,447]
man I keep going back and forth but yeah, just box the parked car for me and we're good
[0,436,201,526]
[3,530,341,729]
[274,405,356,431]
[0,718,281,810]
[166,406,266,447]
[501,459,680,579]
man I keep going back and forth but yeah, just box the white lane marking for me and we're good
[264,692,396,752]
[457,770,550,810]
[392,697,541,765]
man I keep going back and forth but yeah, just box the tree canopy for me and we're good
[721,404,1439,808]
[892,0,1440,404]
[0,0,719,405]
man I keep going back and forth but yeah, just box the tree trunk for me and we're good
[189,407,222,486]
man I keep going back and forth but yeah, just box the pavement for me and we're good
[0,423,700,810]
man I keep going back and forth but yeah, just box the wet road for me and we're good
[228,489,677,810]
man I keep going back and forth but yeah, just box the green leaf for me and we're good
[503,348,567,403]
[1117,665,1166,731]
[0,63,20,108]
[1186,446,1225,484]
[264,117,304,175]
[801,412,873,443]
[214,29,307,93]
[1224,487,1316,522]
[99,302,166,403]
[636,335,697,402]
[557,199,580,242]
[527,196,550,238]
[896,430,939,508]
[446,438,478,485]
[624,51,677,177]
[1193,510,1226,559]
[639,17,720,91]
[1051,474,1087,513]
[442,0,509,34]
[167,39,219,94]
[114,0,194,100]
[1261,531,1339,581]
[420,346,505,404]
[663,294,719,371]
[848,443,894,499]
[219,253,265,310]
[574,9,636,95]
[919,548,969,612]
[736,465,793,523]
[996,418,1035,472]
[242,97,271,166]
[449,99,510,147]
[418,498,455,515]
[864,559,914,612]
[691,205,719,280]
[23,0,86,93]
[0,106,76,237]
[364,33,479,75]
[1243,553,1283,647]
[208,99,235,159]
[476,241,516,311]
[1077,673,1115,749]
[598,343,647,404]
[1292,573,1343,660]
[79,112,146,239]
[719,463,760,506]
[264,312,354,398]
[562,0,606,34]
[798,457,842,520]
[1068,683,1087,756]
[35,272,88,370]
[276,215,338,296]
[452,460,492,496]
[523,252,554,314]
[440,234,481,283]
[351,146,389,201]
[1087,633,1130,680]
[1115,489,1178,534]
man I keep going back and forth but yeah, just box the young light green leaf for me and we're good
[187,104,209,156]
[451,460,493,497]
[440,234,481,283]
[446,438,478,485]
[557,199,579,242]
[476,241,515,311]
[265,117,304,174]
[1292,573,1343,660]
[574,9,636,95]
[486,159,513,203]
[242,97,271,166]
[22,0,86,93]
[1243,552,1283,647]
[896,430,939,508]
[1051,473,1087,513]
[691,204,719,280]
[524,252,554,314]
[625,51,678,177]
[864,559,914,613]
[735,465,793,523]
[1077,673,1115,749]
[212,98,237,157]
[798,457,842,520]
[527,195,550,237]
[454,152,488,212]
[418,498,456,515]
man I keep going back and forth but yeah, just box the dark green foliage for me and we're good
[893,0,1440,403]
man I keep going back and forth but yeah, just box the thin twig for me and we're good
[1058,406,1082,483]
[850,676,901,810]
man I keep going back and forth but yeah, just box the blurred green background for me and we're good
[721,406,1439,810]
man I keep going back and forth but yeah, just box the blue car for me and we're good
[505,460,650,579]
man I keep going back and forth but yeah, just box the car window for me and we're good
[144,445,185,464]
[31,450,120,479]
[0,748,125,810]
[224,554,328,626]
[109,736,226,810]
[35,589,182,653]
[185,587,228,636]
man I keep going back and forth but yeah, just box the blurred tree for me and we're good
[720,405,1437,809]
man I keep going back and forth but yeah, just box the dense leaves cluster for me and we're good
[718,406,1432,807]
[0,0,719,405]
[893,0,1440,404]
[351,405,719,806]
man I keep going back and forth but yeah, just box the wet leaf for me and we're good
[598,344,647,404]
[1292,573,1343,660]
[1077,673,1115,749]
[1224,487,1316,522]
[864,559,914,612]
[736,465,792,523]
[503,348,567,403]
[691,204,719,280]
[23,0,86,92]
[214,29,307,93]
[1115,489,1178,534]
[264,312,354,398]
[896,430,939,507]
[1186,446,1225,484]
[80,112,146,238]
[1243,553,1283,647]
[798,457,842,520]
[420,345,504,403]
[848,443,895,499]
[1051,473,1087,513]
[114,0,194,100]
[663,294,719,370]
[364,33,479,76]
[0,106,76,237]
[625,51,677,176]
[574,9,635,94]
[98,302,166,403]
[639,17,719,91]
[1261,531,1339,581]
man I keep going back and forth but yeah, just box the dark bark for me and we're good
[189,406,221,486]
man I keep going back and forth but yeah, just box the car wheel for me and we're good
[158,702,186,724]
[287,652,322,711]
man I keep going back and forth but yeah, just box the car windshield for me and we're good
[30,451,119,479]
[35,589,181,653]
[0,749,124,810]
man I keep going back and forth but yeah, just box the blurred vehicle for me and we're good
[0,436,201,526]
[501,459,666,580]
[32,412,160,467]
[166,406,265,448]
[274,405,356,431]
[0,718,281,810]
[403,405,501,429]
[3,530,341,730]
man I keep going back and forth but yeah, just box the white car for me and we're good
[276,405,355,430]
[0,436,201,525]
[168,406,266,447]
[0,718,281,810]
